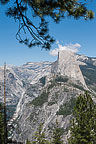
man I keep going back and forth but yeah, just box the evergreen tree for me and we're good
[68,92,96,144]
[26,139,32,144]
[32,123,50,144]
[0,0,94,49]
[52,120,63,144]
[0,103,4,144]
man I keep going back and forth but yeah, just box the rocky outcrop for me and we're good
[0,52,96,143]
[51,50,87,88]
[12,78,83,143]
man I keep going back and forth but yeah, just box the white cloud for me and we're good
[49,42,81,56]
[56,40,59,44]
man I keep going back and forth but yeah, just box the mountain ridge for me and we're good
[0,51,96,143]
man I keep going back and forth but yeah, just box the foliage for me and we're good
[52,120,63,144]
[48,76,68,91]
[26,139,32,144]
[47,81,56,91]
[57,97,76,116]
[71,83,85,91]
[31,91,49,106]
[63,87,69,92]
[48,101,56,106]
[55,76,68,83]
[0,0,94,49]
[32,123,50,144]
[68,92,96,144]
[39,76,46,86]
[0,103,4,144]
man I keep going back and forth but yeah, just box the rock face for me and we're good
[12,78,81,143]
[52,50,87,88]
[0,66,24,105]
[0,51,96,143]
[0,62,51,120]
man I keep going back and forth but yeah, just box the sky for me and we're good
[0,1,96,66]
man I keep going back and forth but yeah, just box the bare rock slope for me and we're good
[0,51,96,143]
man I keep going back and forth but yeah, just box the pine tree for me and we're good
[52,120,63,144]
[0,0,94,49]
[32,123,50,144]
[68,92,96,144]
[26,139,32,144]
[0,103,4,144]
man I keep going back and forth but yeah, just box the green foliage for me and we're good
[71,83,85,91]
[31,91,49,107]
[52,120,63,144]
[68,92,96,144]
[55,76,68,83]
[47,82,56,91]
[48,75,68,86]
[0,103,4,144]
[26,139,32,144]
[47,76,68,92]
[0,0,94,49]
[39,76,46,86]
[47,78,62,91]
[63,87,69,92]
[32,123,50,144]
[57,97,76,116]
[48,101,56,106]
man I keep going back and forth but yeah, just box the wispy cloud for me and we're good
[49,42,81,56]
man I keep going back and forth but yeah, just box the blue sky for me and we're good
[0,1,96,66]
